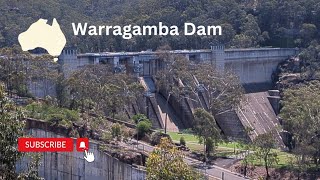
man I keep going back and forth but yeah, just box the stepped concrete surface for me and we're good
[140,76,156,93]
[139,77,182,131]
[139,77,163,128]
[156,93,183,132]
[216,110,249,141]
[237,92,285,149]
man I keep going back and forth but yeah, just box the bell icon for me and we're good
[79,141,86,149]
[76,138,89,152]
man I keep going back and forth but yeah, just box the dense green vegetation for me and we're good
[1,0,320,52]
[0,84,43,179]
[146,137,200,180]
[280,81,320,167]
[25,102,79,127]
[65,64,144,120]
[0,46,59,98]
[0,84,24,179]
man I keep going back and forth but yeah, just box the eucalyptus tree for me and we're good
[280,81,320,167]
[0,83,25,179]
[191,63,243,116]
[146,137,200,180]
[193,108,221,160]
[253,133,279,179]
[155,52,243,119]
[0,46,59,98]
[66,64,143,120]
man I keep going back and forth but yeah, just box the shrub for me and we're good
[150,131,172,146]
[137,120,152,137]
[16,84,33,98]
[48,114,64,123]
[59,119,72,128]
[132,114,148,124]
[150,131,161,146]
[25,103,79,123]
[180,137,186,146]
[65,109,79,122]
[122,129,130,143]
[102,131,113,142]
[111,123,122,139]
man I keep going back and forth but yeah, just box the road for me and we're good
[131,140,248,180]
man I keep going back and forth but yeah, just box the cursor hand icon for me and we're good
[84,150,95,163]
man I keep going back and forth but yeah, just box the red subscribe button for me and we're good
[18,138,74,152]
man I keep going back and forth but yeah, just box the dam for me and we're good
[58,45,298,84]
[27,46,298,144]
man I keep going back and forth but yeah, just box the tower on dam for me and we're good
[211,45,225,72]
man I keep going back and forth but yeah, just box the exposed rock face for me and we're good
[273,57,303,92]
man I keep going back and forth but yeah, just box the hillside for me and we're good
[1,0,320,52]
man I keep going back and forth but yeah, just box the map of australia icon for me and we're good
[18,18,66,61]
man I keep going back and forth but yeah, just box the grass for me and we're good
[187,142,237,157]
[168,132,198,143]
[168,132,242,150]
[168,131,297,167]
[249,150,296,168]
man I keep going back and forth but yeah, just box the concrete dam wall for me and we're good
[224,48,298,84]
[28,46,298,99]
[16,120,146,180]
[59,46,298,85]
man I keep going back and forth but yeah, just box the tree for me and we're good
[0,47,59,98]
[280,81,320,167]
[191,63,243,116]
[180,137,186,146]
[111,123,122,140]
[237,127,255,177]
[132,114,148,124]
[298,41,320,80]
[238,141,254,177]
[66,64,143,120]
[0,83,25,179]
[300,24,317,46]
[18,153,44,180]
[146,137,199,180]
[232,14,262,48]
[137,120,152,138]
[1,0,320,50]
[231,34,253,48]
[253,133,279,179]
[193,108,221,160]
[155,54,243,118]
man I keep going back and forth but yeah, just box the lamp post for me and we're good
[136,117,143,149]
[164,92,171,134]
